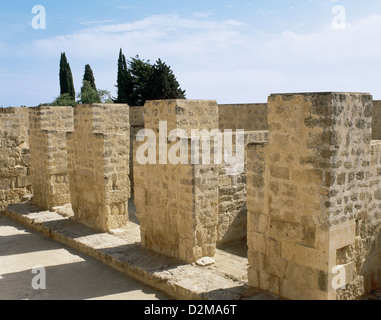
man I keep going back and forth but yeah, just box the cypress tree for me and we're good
[115,49,128,103]
[83,64,97,91]
[59,52,75,100]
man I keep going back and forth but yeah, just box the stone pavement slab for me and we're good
[1,201,281,300]
[0,215,169,300]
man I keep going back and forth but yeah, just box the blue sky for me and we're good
[1,0,381,107]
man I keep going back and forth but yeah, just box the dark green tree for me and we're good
[150,59,186,100]
[115,51,186,106]
[115,49,133,103]
[128,55,154,106]
[83,64,97,91]
[59,52,75,100]
[52,93,76,106]
[78,80,101,104]
[78,64,100,104]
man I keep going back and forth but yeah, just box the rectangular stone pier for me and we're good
[247,92,379,300]
[29,106,73,210]
[67,104,130,232]
[134,100,220,263]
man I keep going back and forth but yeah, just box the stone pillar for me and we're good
[217,131,269,246]
[29,107,73,210]
[67,104,130,232]
[247,92,373,300]
[134,100,219,263]
[0,107,31,211]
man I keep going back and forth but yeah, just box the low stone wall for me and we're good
[218,103,268,132]
[0,107,31,211]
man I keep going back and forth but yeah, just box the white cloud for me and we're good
[4,12,381,106]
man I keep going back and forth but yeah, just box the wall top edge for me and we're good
[269,92,372,96]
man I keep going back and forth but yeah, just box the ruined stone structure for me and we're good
[1,95,381,300]
[134,100,220,262]
[29,106,73,210]
[0,107,30,211]
[217,130,268,246]
[66,104,130,232]
[246,93,381,300]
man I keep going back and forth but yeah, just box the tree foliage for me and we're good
[115,49,132,103]
[78,65,101,104]
[150,59,186,101]
[78,80,101,104]
[59,53,75,100]
[52,93,76,106]
[83,64,97,91]
[115,50,186,106]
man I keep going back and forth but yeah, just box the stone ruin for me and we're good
[1,93,381,300]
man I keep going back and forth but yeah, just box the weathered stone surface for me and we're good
[29,106,73,210]
[2,95,381,301]
[196,257,216,267]
[67,104,130,232]
[247,92,380,300]
[2,202,254,301]
[0,107,31,211]
[218,103,268,132]
[134,100,219,263]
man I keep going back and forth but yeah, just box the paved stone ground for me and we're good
[0,215,170,300]
[4,200,380,300]
[1,200,281,300]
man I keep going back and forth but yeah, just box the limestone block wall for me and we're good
[67,104,130,232]
[217,130,269,246]
[29,107,74,210]
[0,107,31,211]
[359,141,381,295]
[372,100,381,140]
[247,92,376,300]
[218,103,268,132]
[134,100,220,263]
[129,106,145,196]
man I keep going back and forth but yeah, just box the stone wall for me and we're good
[134,100,220,263]
[67,104,130,232]
[29,107,74,210]
[217,130,268,246]
[372,100,381,140]
[360,141,381,295]
[218,103,268,132]
[2,95,381,300]
[0,107,31,211]
[129,106,145,196]
[246,92,381,300]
